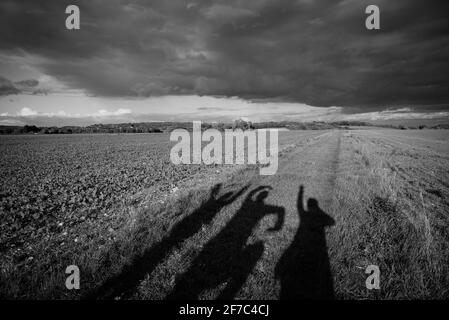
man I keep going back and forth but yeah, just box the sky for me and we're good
[1,0,449,126]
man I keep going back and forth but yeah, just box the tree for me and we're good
[233,118,254,130]
[23,125,40,133]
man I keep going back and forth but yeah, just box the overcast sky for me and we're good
[1,0,449,125]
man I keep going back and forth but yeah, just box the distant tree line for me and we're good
[0,123,166,135]
[1,121,448,135]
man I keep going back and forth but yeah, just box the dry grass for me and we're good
[328,130,449,299]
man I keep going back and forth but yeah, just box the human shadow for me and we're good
[167,186,285,300]
[85,183,248,299]
[275,185,335,299]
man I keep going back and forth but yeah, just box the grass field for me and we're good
[1,129,448,299]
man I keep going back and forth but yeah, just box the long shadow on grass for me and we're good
[85,183,248,300]
[275,185,335,299]
[166,186,285,300]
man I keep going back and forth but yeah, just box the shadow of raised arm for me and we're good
[297,185,305,214]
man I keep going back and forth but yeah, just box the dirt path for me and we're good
[229,130,342,299]
[238,130,341,238]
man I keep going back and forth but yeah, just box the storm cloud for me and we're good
[0,76,40,95]
[1,0,449,111]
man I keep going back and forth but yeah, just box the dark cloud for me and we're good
[0,77,20,95]
[0,76,41,95]
[14,79,39,90]
[1,0,449,111]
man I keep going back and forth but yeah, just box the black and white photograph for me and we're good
[0,0,448,307]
